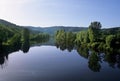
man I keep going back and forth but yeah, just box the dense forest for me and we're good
[55,21,120,52]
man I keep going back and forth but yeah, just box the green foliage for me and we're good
[22,28,30,42]
[55,30,66,43]
[91,42,100,49]
[55,30,66,50]
[8,34,22,51]
[0,24,14,44]
[88,28,95,42]
[75,31,90,45]
[66,32,76,51]
[88,28,101,43]
[21,28,30,53]
[30,33,49,42]
[106,35,115,48]
[98,42,106,51]
[88,21,102,43]
[55,30,76,51]
[75,21,102,46]
[74,21,120,52]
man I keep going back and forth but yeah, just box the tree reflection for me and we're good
[55,41,74,52]
[55,30,120,72]
[22,41,30,53]
[0,38,49,68]
[77,46,89,59]
[88,51,101,72]
[77,45,101,72]
[55,30,75,52]
[104,50,120,69]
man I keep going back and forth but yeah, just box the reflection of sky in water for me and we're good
[0,46,120,81]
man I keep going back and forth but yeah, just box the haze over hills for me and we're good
[0,19,120,35]
[26,26,87,35]
[0,19,87,35]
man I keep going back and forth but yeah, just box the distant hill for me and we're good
[102,27,120,34]
[0,19,88,35]
[26,26,88,35]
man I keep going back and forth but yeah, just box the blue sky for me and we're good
[0,0,120,28]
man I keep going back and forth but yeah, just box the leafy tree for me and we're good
[21,28,30,53]
[88,21,102,42]
[89,21,102,29]
[75,31,90,45]
[55,30,76,51]
[55,30,66,46]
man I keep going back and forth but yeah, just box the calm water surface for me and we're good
[0,46,120,81]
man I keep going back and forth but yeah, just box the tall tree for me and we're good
[89,21,102,29]
[88,21,102,42]
[22,28,30,53]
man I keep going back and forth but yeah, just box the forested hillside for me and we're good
[0,19,50,54]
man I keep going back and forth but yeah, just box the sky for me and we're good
[0,0,120,28]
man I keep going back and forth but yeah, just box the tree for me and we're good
[89,21,102,29]
[88,21,102,42]
[55,30,76,51]
[75,31,90,45]
[22,28,30,53]
[66,32,76,52]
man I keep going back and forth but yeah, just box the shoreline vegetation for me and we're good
[55,21,120,52]
[0,19,120,71]
[0,19,120,54]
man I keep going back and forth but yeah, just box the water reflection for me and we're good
[0,38,49,67]
[88,51,101,72]
[0,37,120,72]
[56,41,120,72]
[77,46,89,59]
[22,40,30,53]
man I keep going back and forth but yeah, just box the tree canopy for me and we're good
[89,21,102,29]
